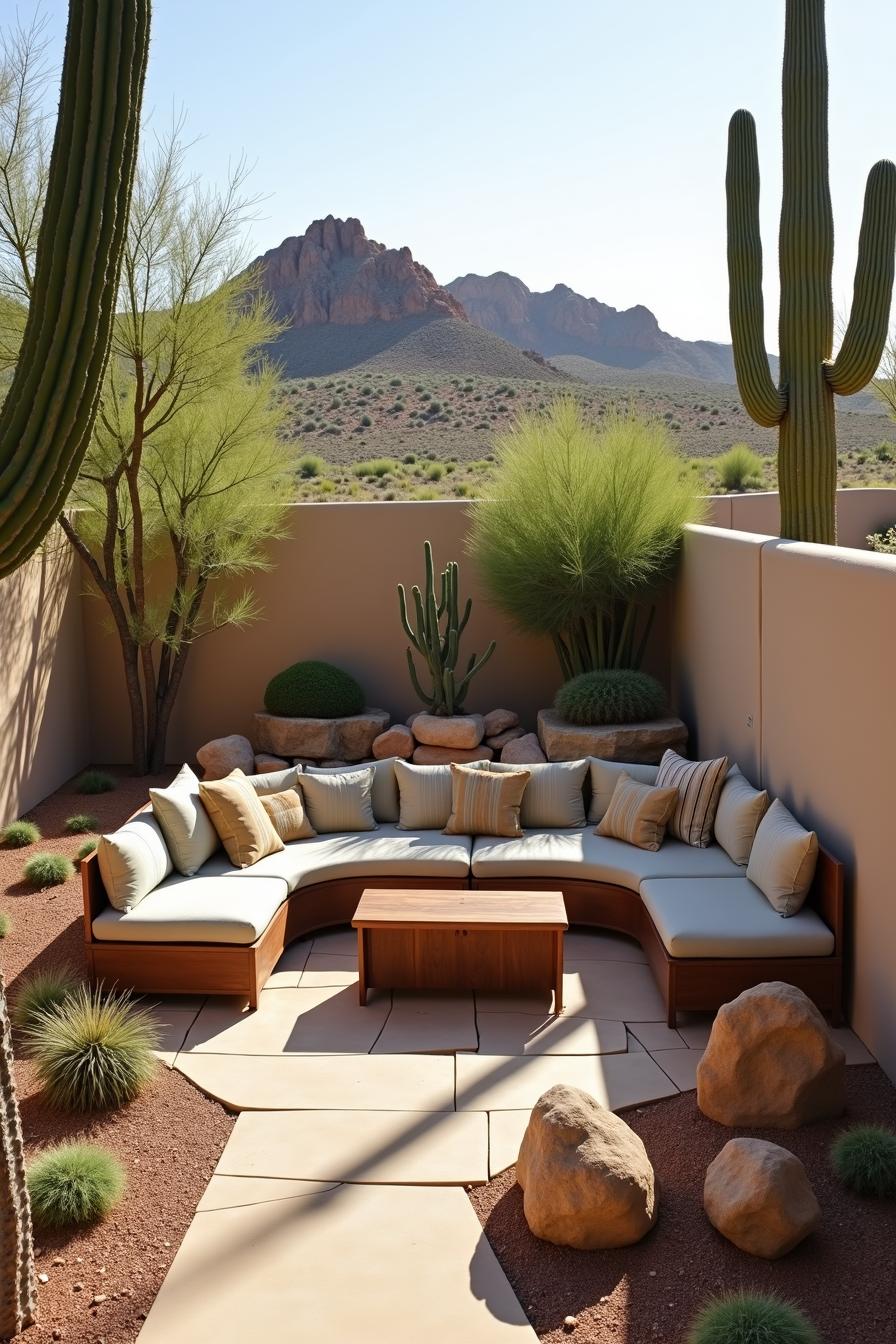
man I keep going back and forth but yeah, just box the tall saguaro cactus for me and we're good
[0,974,36,1339]
[0,0,150,577]
[727,0,896,544]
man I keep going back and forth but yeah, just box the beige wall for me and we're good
[705,487,896,550]
[0,538,89,824]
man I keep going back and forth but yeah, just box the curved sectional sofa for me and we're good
[82,759,844,1027]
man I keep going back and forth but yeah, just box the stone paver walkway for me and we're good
[141,925,874,1342]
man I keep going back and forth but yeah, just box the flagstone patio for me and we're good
[139,925,875,1342]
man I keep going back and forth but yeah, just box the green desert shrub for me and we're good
[77,839,98,862]
[26,983,158,1111]
[28,1143,125,1228]
[867,524,896,555]
[12,966,80,1031]
[687,1292,819,1344]
[717,443,765,491]
[831,1123,896,1197]
[2,819,41,847]
[23,853,74,888]
[64,813,98,834]
[297,453,325,478]
[74,769,116,794]
[554,669,667,726]
[263,659,365,719]
[0,911,9,938]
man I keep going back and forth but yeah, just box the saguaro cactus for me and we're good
[0,974,36,1339]
[0,0,150,576]
[399,540,496,715]
[727,0,896,544]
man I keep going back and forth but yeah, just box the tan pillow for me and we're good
[490,759,587,828]
[596,773,678,852]
[746,798,819,916]
[297,767,376,833]
[714,765,770,865]
[199,771,285,868]
[150,762,219,876]
[655,749,729,848]
[587,759,659,824]
[306,759,399,823]
[394,758,489,830]
[259,789,316,842]
[444,764,530,837]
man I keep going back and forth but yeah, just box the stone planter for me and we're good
[254,708,389,762]
[536,710,688,764]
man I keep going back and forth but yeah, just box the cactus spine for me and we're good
[0,0,150,576]
[399,540,496,716]
[0,973,36,1338]
[727,0,896,544]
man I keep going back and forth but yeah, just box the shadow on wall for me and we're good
[0,534,89,823]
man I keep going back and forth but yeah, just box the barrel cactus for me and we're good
[554,669,667,726]
[0,1,150,576]
[0,973,36,1338]
[727,0,896,544]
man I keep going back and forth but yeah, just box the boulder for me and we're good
[501,733,546,765]
[537,709,688,764]
[412,713,485,749]
[196,734,254,780]
[254,753,290,773]
[703,1138,820,1258]
[412,745,493,765]
[517,1084,657,1250]
[487,726,526,751]
[697,982,845,1128]
[483,708,520,738]
[254,709,389,762]
[372,724,414,760]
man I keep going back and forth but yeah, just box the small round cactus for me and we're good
[554,669,667,727]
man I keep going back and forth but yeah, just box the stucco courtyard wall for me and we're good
[673,518,896,1078]
[0,537,89,823]
[703,487,896,549]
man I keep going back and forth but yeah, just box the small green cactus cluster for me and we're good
[264,660,365,719]
[687,1291,819,1344]
[554,669,667,727]
[399,540,495,716]
[831,1124,896,1198]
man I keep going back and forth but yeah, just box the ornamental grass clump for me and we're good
[64,814,98,834]
[76,839,98,862]
[73,770,117,795]
[716,443,764,492]
[27,1143,125,1228]
[554,669,667,726]
[0,912,9,938]
[469,399,703,680]
[687,1291,819,1344]
[12,967,80,1032]
[26,984,158,1112]
[831,1123,896,1197]
[23,854,74,888]
[1,820,41,847]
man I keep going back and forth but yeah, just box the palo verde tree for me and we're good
[727,0,896,544]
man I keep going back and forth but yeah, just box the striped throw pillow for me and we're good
[655,749,729,848]
[260,788,316,842]
[444,764,530,837]
[199,773,285,868]
[596,773,678,851]
[297,767,376,833]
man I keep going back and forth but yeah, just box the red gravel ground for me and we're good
[0,769,235,1344]
[471,1068,896,1344]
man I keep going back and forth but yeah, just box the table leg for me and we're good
[553,931,564,1014]
[358,927,368,1006]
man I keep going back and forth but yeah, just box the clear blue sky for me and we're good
[23,0,896,350]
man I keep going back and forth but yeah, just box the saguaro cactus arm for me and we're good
[825,159,896,396]
[0,0,150,577]
[0,973,36,1338]
[726,109,787,428]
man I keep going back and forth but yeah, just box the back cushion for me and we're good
[97,812,173,912]
[746,799,819,916]
[394,758,489,831]
[306,759,399,823]
[243,765,301,796]
[588,759,659,825]
[150,762,219,876]
[713,764,770,866]
[297,767,377,833]
[490,759,587,829]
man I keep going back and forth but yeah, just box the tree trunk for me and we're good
[0,974,36,1338]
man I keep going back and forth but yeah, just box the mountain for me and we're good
[446,271,743,383]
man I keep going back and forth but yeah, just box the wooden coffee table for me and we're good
[352,888,568,1010]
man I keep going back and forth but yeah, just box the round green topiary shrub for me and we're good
[263,660,365,719]
[26,983,159,1111]
[74,768,117,794]
[2,819,41,847]
[28,1143,125,1227]
[23,853,75,888]
[687,1292,819,1344]
[831,1123,896,1197]
[554,669,667,726]
[13,966,80,1031]
[64,813,98,834]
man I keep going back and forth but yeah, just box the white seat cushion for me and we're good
[92,871,289,945]
[639,877,835,959]
[471,829,742,890]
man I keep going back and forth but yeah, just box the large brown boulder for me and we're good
[254,709,388,762]
[703,1138,820,1258]
[501,733,546,765]
[537,709,687,764]
[371,725,414,760]
[196,734,254,780]
[697,982,845,1128]
[412,713,485,749]
[517,1084,657,1250]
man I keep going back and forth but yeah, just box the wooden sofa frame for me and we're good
[81,846,844,1025]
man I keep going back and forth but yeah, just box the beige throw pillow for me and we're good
[306,759,399,823]
[596,773,678,852]
[150,762,219,876]
[587,759,659,825]
[394,758,489,830]
[97,812,172,912]
[746,798,819,916]
[259,788,317,842]
[297,767,376,833]
[714,764,770,866]
[655,749,729,848]
[199,771,285,868]
[490,759,587,828]
[243,765,301,796]
[444,764,530,837]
